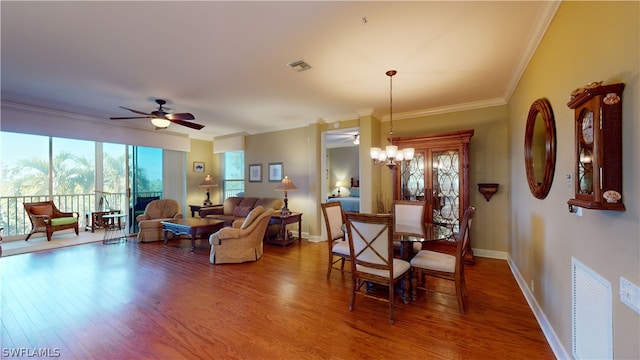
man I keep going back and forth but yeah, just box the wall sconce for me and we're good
[478,183,499,202]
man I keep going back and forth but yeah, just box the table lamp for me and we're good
[275,176,298,215]
[199,174,217,206]
[335,181,343,197]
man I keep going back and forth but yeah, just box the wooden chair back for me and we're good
[321,201,349,278]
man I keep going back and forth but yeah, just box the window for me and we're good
[222,151,244,199]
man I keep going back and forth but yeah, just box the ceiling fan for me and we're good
[326,131,360,146]
[110,99,204,130]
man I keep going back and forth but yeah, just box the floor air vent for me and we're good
[571,257,612,359]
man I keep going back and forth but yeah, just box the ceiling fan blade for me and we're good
[170,119,205,130]
[166,112,195,121]
[119,106,151,116]
[110,116,152,120]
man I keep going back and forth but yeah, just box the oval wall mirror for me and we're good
[524,98,556,199]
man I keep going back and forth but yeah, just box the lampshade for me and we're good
[335,181,343,188]
[275,176,297,213]
[151,117,171,128]
[199,174,217,188]
[275,176,298,191]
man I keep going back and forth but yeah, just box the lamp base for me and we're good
[203,199,213,206]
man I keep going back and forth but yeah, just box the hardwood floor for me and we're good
[1,238,554,359]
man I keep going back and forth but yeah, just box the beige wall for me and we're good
[508,2,639,358]
[244,126,319,237]
[186,139,219,208]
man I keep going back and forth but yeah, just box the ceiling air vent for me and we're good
[287,60,311,72]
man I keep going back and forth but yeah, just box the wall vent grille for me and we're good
[571,257,612,359]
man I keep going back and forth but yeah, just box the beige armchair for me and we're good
[136,199,183,242]
[209,206,275,264]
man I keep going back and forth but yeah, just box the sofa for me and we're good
[199,196,283,226]
[209,206,275,264]
[136,199,183,242]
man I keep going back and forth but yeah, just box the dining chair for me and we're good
[410,205,476,313]
[345,212,410,324]
[321,202,350,279]
[393,200,426,257]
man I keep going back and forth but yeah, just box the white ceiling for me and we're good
[1,1,558,141]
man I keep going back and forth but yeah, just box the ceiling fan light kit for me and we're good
[110,99,204,130]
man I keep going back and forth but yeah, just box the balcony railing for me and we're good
[0,193,128,238]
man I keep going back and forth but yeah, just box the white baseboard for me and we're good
[507,257,570,360]
[472,248,508,260]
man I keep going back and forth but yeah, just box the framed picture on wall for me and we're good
[268,162,283,182]
[249,164,262,182]
[193,161,205,172]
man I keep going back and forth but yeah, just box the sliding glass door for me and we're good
[128,146,163,233]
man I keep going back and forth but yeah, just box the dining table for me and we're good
[394,222,454,260]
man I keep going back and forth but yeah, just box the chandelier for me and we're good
[370,70,414,169]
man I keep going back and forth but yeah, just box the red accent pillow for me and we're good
[232,206,252,218]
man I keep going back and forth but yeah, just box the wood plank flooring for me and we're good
[1,238,554,359]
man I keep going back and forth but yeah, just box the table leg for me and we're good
[297,218,301,240]
[281,220,286,242]
[163,229,169,246]
[191,234,196,252]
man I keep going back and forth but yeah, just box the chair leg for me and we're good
[388,281,395,324]
[455,278,465,314]
[46,229,53,241]
[349,278,357,311]
[411,269,418,301]
[327,253,333,279]
[340,257,346,270]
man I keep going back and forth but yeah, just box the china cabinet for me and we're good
[393,129,474,262]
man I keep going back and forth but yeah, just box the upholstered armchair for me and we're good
[136,199,182,242]
[209,206,275,264]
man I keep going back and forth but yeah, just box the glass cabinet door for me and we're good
[431,150,461,232]
[400,148,461,231]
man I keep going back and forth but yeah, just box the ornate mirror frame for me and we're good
[524,98,557,199]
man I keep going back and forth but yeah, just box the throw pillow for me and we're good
[241,206,265,229]
[349,188,360,197]
[232,205,252,218]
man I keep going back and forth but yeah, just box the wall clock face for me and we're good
[581,111,594,144]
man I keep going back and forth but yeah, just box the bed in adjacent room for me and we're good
[327,177,360,212]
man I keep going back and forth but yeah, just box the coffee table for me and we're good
[161,218,225,252]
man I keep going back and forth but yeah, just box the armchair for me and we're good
[136,199,183,242]
[208,206,275,264]
[23,201,79,241]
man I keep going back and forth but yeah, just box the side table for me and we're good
[102,213,127,244]
[86,209,121,232]
[266,212,302,247]
[188,205,202,217]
